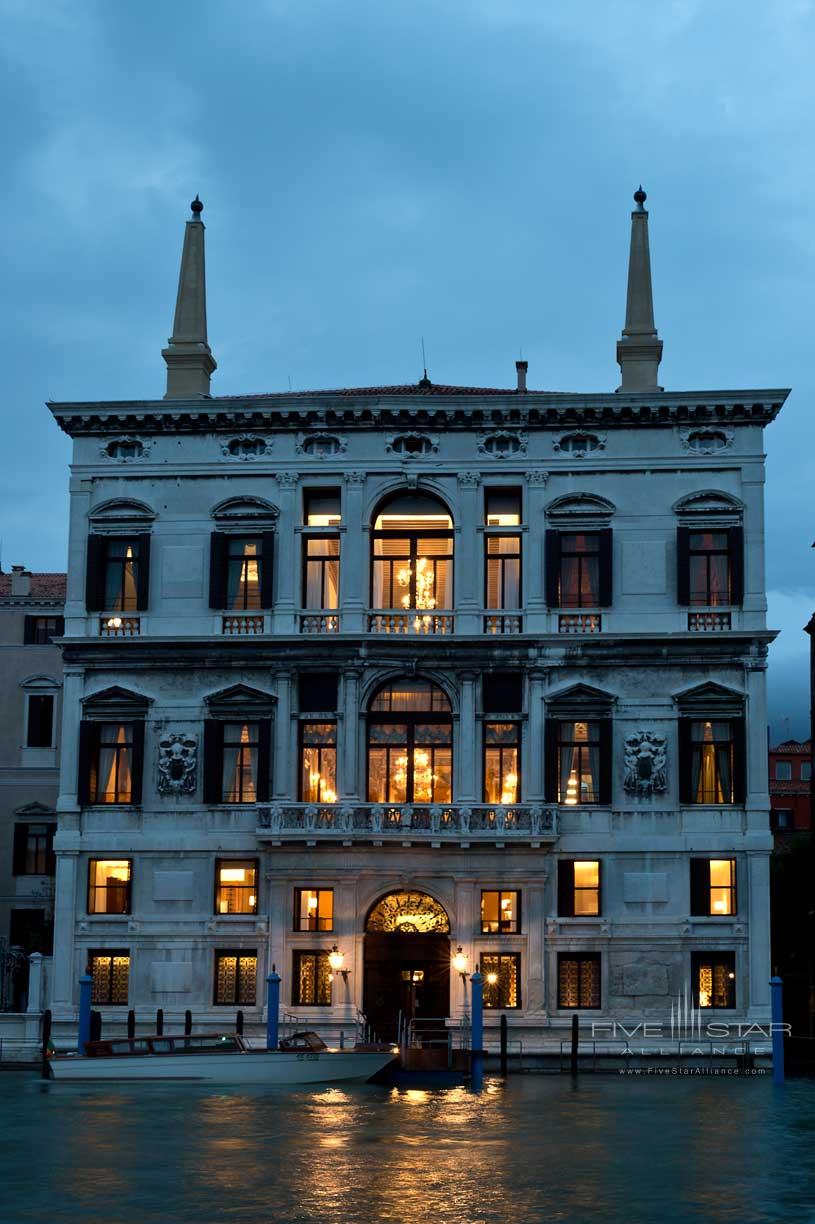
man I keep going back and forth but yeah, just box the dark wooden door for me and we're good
[363,933,450,1041]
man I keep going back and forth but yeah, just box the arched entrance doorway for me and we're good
[363,891,451,1041]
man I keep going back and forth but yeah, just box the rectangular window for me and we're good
[485,489,521,526]
[26,694,54,748]
[300,722,337,803]
[214,951,258,1005]
[90,722,135,804]
[221,722,260,803]
[483,723,520,803]
[226,537,262,610]
[295,888,334,931]
[304,490,341,527]
[482,673,523,713]
[558,953,601,1008]
[89,950,130,1005]
[689,721,735,804]
[103,538,141,612]
[480,891,520,934]
[692,951,736,1009]
[215,860,258,914]
[688,531,731,606]
[772,809,793,830]
[774,761,792,781]
[24,615,64,644]
[299,673,339,713]
[88,860,132,914]
[485,536,521,611]
[559,533,600,607]
[482,953,520,1008]
[304,537,340,610]
[13,824,56,876]
[557,721,602,805]
[292,950,332,1005]
[559,861,601,916]
[802,762,812,782]
[372,536,453,611]
[690,859,736,916]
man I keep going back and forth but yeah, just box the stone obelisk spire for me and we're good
[162,196,217,398]
[616,187,663,392]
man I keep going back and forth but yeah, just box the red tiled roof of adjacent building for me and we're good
[771,739,812,754]
[213,383,533,400]
[0,572,67,599]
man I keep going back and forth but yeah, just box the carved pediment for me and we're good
[546,683,616,717]
[673,490,744,518]
[14,801,56,819]
[204,683,276,713]
[546,493,616,521]
[673,681,745,713]
[82,685,152,714]
[89,497,156,521]
[211,496,278,521]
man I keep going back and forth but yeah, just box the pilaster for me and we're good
[272,474,298,633]
[455,472,481,634]
[341,472,366,633]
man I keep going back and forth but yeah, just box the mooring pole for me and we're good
[770,976,785,1085]
[77,972,92,1055]
[471,969,484,1092]
[500,1013,508,1077]
[156,1008,164,1036]
[41,1008,52,1079]
[127,1009,136,1039]
[184,1009,192,1036]
[570,1013,579,1076]
[266,966,281,1051]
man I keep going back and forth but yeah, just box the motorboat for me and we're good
[49,1030,397,1084]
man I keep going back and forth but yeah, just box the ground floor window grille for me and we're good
[214,951,258,1005]
[89,949,130,1005]
[481,953,520,1008]
[557,953,601,1008]
[692,952,735,1009]
[293,951,332,1005]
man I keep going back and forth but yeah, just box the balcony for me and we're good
[368,610,455,635]
[222,614,266,635]
[559,613,601,634]
[99,616,140,638]
[256,802,557,844]
[299,612,340,634]
[688,611,731,632]
[483,613,523,634]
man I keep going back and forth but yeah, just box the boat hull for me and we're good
[50,1049,395,1084]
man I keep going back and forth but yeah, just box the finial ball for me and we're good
[191,195,204,216]
[633,185,647,205]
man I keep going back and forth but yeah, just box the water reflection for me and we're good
[3,1075,815,1223]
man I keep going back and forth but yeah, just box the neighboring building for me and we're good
[769,739,812,836]
[0,566,65,1009]
[46,190,787,1042]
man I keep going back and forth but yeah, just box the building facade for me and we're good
[769,739,812,836]
[47,192,787,1041]
[0,567,65,1009]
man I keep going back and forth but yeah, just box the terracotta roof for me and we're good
[0,572,67,599]
[771,739,812,754]
[212,383,526,400]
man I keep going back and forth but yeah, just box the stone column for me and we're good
[457,672,478,803]
[267,879,288,1006]
[273,473,298,634]
[50,851,78,1017]
[273,672,293,799]
[341,472,366,634]
[747,850,771,1018]
[26,953,44,1014]
[524,471,548,634]
[455,473,481,634]
[526,668,547,802]
[341,669,361,800]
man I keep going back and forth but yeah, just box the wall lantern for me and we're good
[452,946,468,979]
[328,945,350,981]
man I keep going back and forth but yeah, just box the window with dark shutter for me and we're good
[544,718,559,803]
[209,533,228,608]
[676,527,691,605]
[260,532,275,608]
[558,861,575,917]
[729,526,744,606]
[482,673,523,713]
[597,529,613,607]
[545,530,561,607]
[85,535,107,611]
[299,674,339,712]
[136,534,151,611]
[256,720,272,803]
[77,720,99,806]
[689,859,708,916]
[203,720,224,803]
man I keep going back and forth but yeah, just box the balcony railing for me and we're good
[368,611,455,635]
[483,613,523,634]
[559,613,601,634]
[222,614,265,635]
[688,611,732,632]
[299,612,340,634]
[257,802,557,842]
[99,616,140,637]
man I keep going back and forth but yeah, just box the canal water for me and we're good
[1,1071,814,1223]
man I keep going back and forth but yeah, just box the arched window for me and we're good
[370,492,453,634]
[367,679,452,804]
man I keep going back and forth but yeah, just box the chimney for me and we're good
[11,565,31,596]
[515,360,528,393]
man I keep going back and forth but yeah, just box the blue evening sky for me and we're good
[1,1,812,739]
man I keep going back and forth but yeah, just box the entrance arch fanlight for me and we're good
[365,891,451,934]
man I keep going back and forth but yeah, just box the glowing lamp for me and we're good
[452,945,468,977]
[486,972,499,986]
[328,944,350,981]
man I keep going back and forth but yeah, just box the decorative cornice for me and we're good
[48,389,790,438]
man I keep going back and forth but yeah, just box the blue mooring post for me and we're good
[266,967,281,1051]
[77,973,92,1054]
[471,970,484,1093]
[770,975,785,1085]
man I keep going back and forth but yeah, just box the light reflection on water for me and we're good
[1,1073,814,1223]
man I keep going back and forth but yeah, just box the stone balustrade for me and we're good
[256,802,557,843]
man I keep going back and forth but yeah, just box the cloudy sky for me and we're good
[1,0,813,738]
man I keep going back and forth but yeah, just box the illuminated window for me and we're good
[371,492,453,622]
[558,861,600,916]
[89,722,135,804]
[692,952,735,1009]
[557,953,601,1009]
[304,537,340,610]
[222,723,260,803]
[556,721,603,805]
[690,859,736,916]
[546,530,612,609]
[482,953,520,1008]
[292,951,332,1005]
[88,860,132,914]
[688,532,731,606]
[485,533,521,611]
[299,723,337,803]
[480,891,519,934]
[304,490,341,527]
[101,539,140,612]
[295,888,334,931]
[215,860,258,914]
[89,949,130,1005]
[483,723,520,803]
[689,721,735,804]
[214,951,258,1005]
[226,537,262,610]
[485,490,521,526]
[367,680,452,803]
